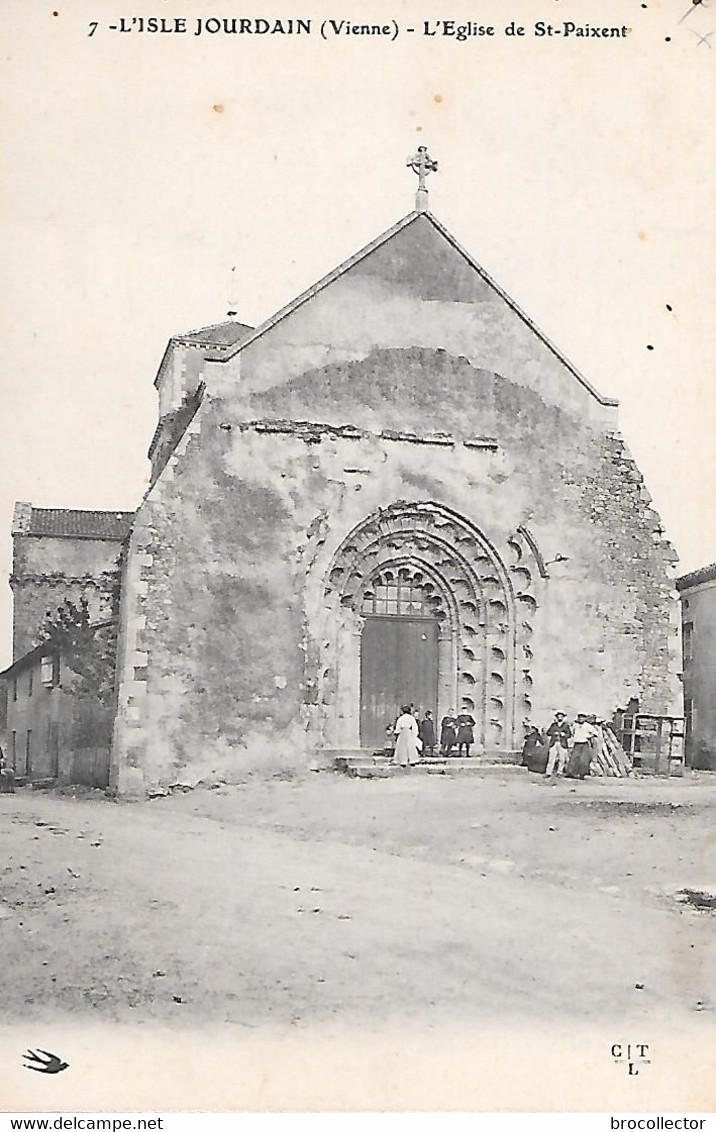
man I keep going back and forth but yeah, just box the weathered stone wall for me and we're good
[112,400,307,795]
[11,536,124,660]
[112,348,680,794]
[148,383,205,486]
[208,215,618,427]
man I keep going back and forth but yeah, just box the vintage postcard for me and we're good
[1,0,714,1118]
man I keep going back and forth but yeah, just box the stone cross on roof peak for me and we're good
[227,264,239,319]
[407,145,438,212]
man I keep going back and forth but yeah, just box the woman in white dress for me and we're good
[393,705,421,767]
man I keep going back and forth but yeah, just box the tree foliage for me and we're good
[40,597,118,707]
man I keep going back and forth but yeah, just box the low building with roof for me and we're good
[0,623,115,789]
[1,506,133,787]
[677,562,716,769]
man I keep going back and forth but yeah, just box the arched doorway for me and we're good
[359,565,445,747]
[320,503,537,753]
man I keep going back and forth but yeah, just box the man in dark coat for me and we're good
[440,711,458,756]
[456,710,476,757]
[419,710,436,756]
[545,711,572,778]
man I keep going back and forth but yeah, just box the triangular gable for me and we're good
[208,210,617,410]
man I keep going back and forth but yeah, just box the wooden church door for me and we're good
[360,618,439,748]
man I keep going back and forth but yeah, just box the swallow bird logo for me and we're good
[23,1049,69,1074]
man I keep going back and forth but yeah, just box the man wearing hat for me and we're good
[545,711,572,779]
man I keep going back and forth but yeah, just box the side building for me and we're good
[9,504,133,660]
[677,563,716,769]
[0,507,134,787]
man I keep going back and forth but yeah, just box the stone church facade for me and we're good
[109,204,682,795]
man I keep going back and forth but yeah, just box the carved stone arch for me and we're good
[505,525,545,724]
[318,501,521,751]
[357,556,459,633]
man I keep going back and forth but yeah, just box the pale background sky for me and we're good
[2,0,714,669]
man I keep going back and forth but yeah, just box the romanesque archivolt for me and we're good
[320,501,541,749]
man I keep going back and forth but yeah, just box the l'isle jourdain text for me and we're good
[87,18,631,41]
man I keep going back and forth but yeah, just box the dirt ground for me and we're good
[1,767,715,1031]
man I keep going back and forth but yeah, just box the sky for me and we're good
[1,0,714,667]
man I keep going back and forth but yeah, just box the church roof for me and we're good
[201,210,618,409]
[174,319,254,348]
[12,504,134,541]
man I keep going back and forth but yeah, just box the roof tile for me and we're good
[677,563,716,590]
[24,508,134,541]
[175,320,254,348]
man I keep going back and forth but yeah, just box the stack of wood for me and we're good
[589,723,632,777]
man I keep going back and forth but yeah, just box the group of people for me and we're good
[389,705,601,776]
[389,706,477,767]
[438,710,476,757]
[521,711,600,780]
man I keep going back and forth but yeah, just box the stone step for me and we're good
[333,755,527,778]
[328,748,521,764]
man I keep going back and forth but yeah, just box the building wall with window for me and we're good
[0,641,112,787]
[677,564,716,769]
[1,645,65,780]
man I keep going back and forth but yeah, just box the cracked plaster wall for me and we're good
[207,216,618,428]
[111,347,680,795]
